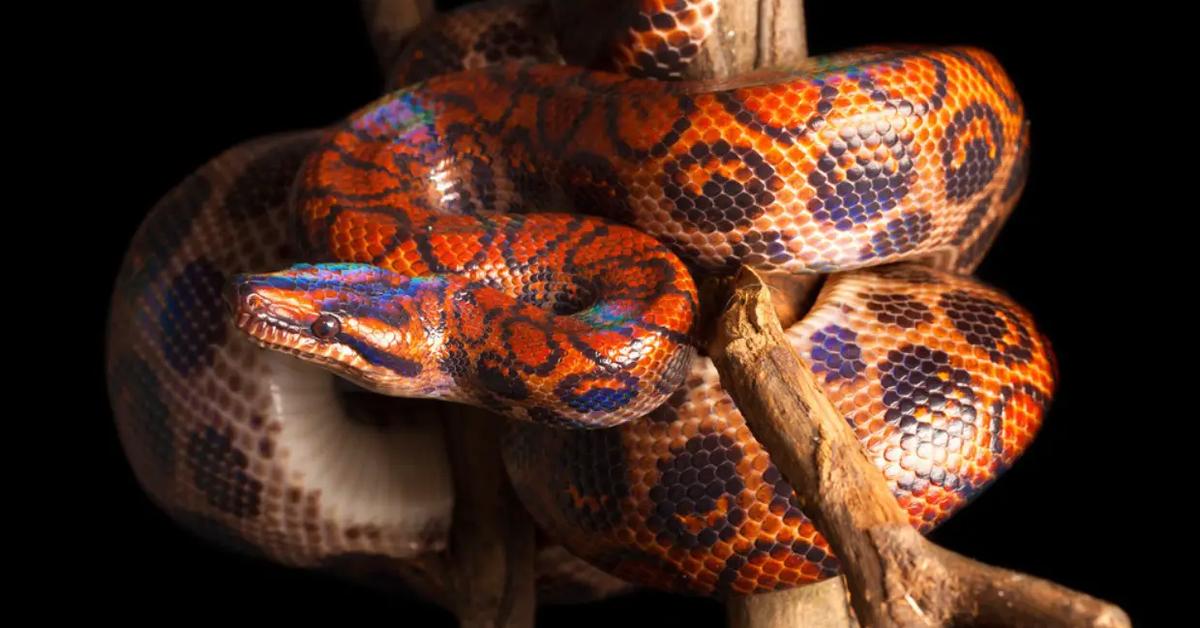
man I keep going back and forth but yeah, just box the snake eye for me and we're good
[311,314,341,340]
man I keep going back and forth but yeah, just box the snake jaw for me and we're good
[232,289,370,380]
[229,264,458,399]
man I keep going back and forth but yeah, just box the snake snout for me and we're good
[227,274,313,336]
[228,274,268,318]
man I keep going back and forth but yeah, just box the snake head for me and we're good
[230,263,457,398]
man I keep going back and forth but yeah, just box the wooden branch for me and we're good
[684,0,807,81]
[441,407,538,628]
[360,0,436,73]
[680,2,851,625]
[709,267,1131,627]
[728,578,853,628]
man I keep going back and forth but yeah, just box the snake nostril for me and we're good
[227,277,268,317]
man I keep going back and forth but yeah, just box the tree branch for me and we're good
[709,267,1130,627]
[684,0,807,81]
[679,2,852,624]
[360,0,436,74]
[728,578,853,628]
[441,408,538,628]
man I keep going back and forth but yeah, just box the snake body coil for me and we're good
[108,0,1052,599]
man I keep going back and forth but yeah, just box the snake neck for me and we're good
[232,246,697,427]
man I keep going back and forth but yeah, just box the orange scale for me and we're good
[687,551,728,577]
[649,437,679,460]
[718,486,755,511]
[774,221,802,239]
[684,569,716,590]
[701,107,727,126]
[668,6,697,25]
[728,537,758,557]
[794,562,820,579]
[643,31,668,49]
[744,553,769,569]
[665,546,691,563]
[745,502,770,524]
[728,578,752,594]
[781,546,812,568]
[744,438,768,459]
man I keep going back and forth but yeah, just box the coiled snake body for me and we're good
[107,0,1053,599]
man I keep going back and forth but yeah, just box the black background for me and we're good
[65,0,1162,625]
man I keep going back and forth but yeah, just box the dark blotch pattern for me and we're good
[647,432,746,551]
[476,351,531,401]
[160,259,227,376]
[562,152,634,225]
[939,290,1034,366]
[731,229,791,269]
[476,19,551,65]
[807,120,915,230]
[555,372,640,414]
[663,143,778,238]
[808,324,866,382]
[878,344,979,496]
[555,428,631,532]
[186,425,262,518]
[860,211,933,261]
[942,102,1004,202]
[863,292,935,329]
[438,339,471,378]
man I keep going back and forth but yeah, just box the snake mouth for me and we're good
[230,286,435,396]
[229,281,370,380]
[233,308,357,372]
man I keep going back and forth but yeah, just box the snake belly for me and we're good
[108,0,1052,602]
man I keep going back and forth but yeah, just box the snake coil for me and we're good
[107,0,1052,600]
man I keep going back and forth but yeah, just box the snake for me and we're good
[107,0,1053,601]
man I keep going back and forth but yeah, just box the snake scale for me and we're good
[107,0,1053,600]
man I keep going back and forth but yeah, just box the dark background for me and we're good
[66,0,1160,624]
